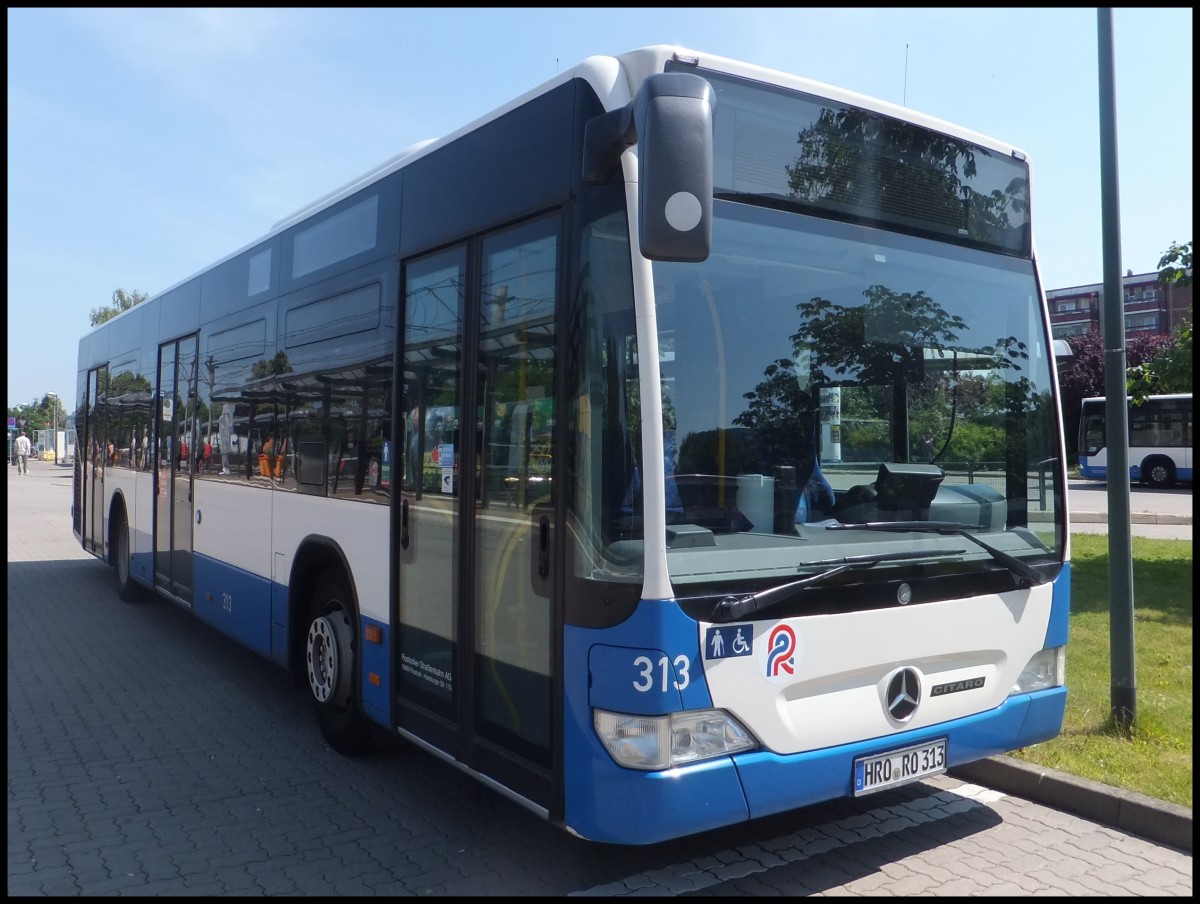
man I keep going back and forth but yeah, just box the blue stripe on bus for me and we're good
[562,681,1065,845]
[131,550,154,587]
[359,617,390,725]
[578,601,713,714]
[733,688,1066,822]
[1046,562,1070,648]
[193,555,274,658]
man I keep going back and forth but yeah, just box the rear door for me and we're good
[154,334,199,602]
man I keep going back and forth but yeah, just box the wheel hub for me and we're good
[307,611,352,705]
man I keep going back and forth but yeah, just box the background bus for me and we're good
[73,45,1069,845]
[1078,393,1192,489]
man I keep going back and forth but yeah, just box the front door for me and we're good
[154,335,199,602]
[395,215,559,807]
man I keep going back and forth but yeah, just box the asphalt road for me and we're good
[1067,478,1193,539]
[7,459,1192,896]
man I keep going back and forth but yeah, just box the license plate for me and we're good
[853,738,947,796]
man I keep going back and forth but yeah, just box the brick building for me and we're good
[1047,270,1192,340]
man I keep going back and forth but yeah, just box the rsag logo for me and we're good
[763,623,801,684]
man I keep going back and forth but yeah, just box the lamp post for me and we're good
[47,391,58,464]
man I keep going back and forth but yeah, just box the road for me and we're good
[7,459,1192,896]
[1067,478,1192,539]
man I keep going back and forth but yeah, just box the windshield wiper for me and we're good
[711,547,964,622]
[826,520,1048,587]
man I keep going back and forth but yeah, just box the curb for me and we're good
[1070,509,1191,525]
[949,755,1192,854]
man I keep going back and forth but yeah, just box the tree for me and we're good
[6,394,66,436]
[1127,318,1192,402]
[791,285,969,387]
[250,351,294,380]
[1059,330,1172,460]
[1125,240,1192,403]
[90,288,148,327]
[786,107,1028,244]
[1156,240,1192,287]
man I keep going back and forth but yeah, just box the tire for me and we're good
[306,572,375,755]
[1143,458,1176,490]
[113,507,142,603]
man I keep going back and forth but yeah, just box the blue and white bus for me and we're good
[1078,393,1192,488]
[74,45,1070,845]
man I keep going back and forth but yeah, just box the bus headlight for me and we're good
[1012,646,1065,694]
[593,708,757,771]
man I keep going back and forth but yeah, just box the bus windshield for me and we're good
[583,201,1063,596]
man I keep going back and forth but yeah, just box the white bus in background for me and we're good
[1078,393,1192,489]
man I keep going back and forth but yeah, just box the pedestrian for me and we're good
[14,430,32,475]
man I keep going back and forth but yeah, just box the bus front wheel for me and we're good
[1142,457,1176,490]
[306,572,374,755]
[112,507,141,603]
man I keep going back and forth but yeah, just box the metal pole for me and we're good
[1097,8,1136,730]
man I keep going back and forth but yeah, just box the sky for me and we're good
[7,7,1193,409]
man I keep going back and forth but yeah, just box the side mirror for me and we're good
[583,72,714,262]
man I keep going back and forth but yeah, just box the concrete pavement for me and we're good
[950,755,1192,854]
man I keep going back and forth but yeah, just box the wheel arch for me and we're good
[287,535,359,689]
[106,490,130,568]
[1139,454,1177,489]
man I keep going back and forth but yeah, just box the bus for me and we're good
[1078,393,1192,489]
[73,45,1070,845]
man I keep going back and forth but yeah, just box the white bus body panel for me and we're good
[193,482,390,624]
[702,584,1053,753]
